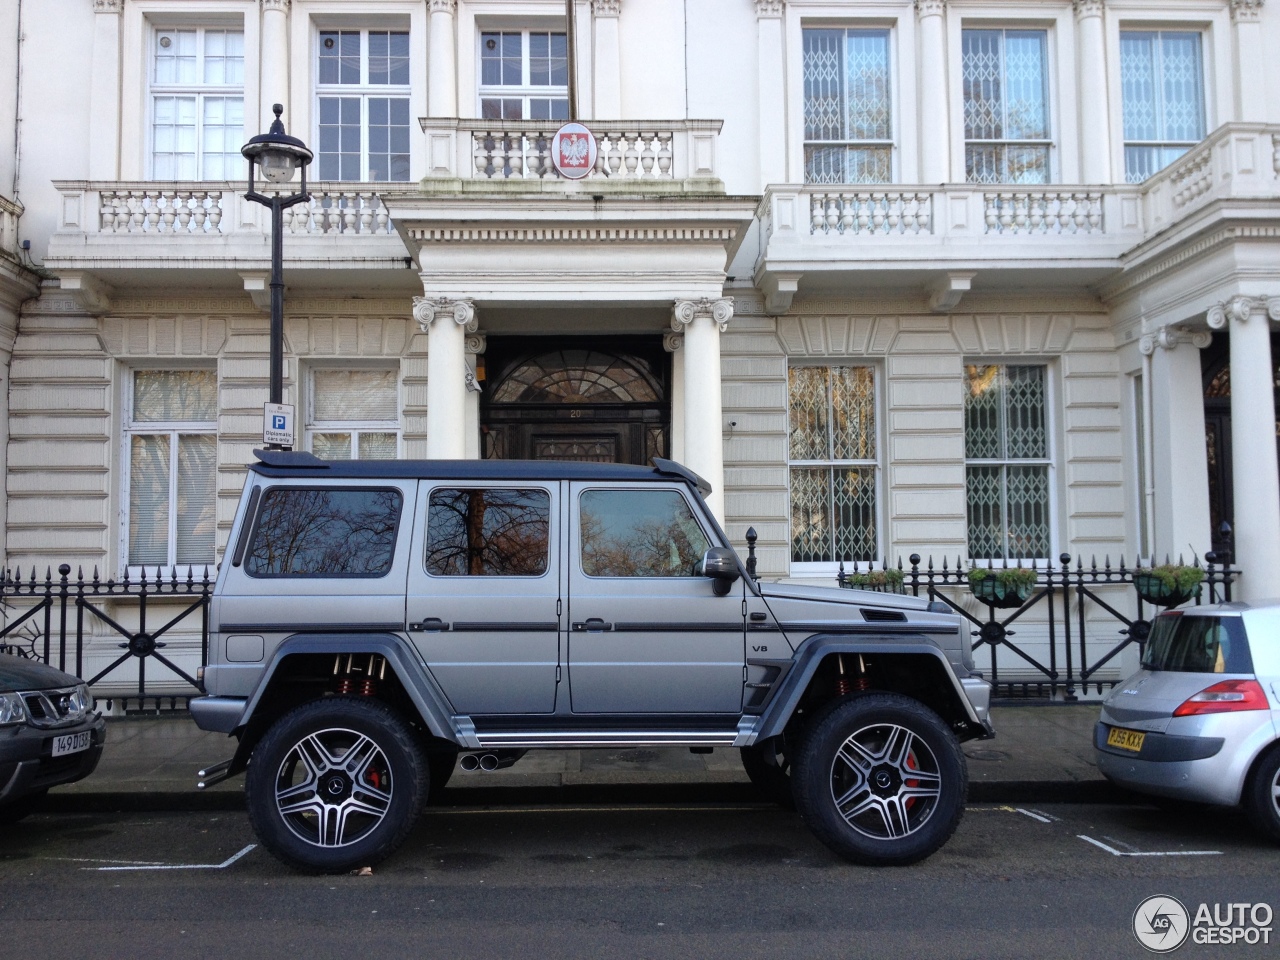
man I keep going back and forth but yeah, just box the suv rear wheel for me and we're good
[793,693,966,866]
[245,697,427,873]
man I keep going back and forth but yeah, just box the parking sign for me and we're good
[263,402,295,447]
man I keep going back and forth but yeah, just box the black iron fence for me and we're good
[840,552,1239,701]
[0,564,213,712]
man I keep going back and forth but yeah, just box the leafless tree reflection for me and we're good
[246,488,402,576]
[425,489,549,577]
[579,491,709,577]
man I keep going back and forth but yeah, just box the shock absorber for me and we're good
[836,654,853,696]
[853,653,871,692]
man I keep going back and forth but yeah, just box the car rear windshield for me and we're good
[1141,614,1253,674]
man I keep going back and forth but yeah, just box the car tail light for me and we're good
[1172,679,1269,717]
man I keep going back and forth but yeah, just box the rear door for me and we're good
[405,481,561,715]
[566,483,745,714]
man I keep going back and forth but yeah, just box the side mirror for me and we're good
[701,547,741,596]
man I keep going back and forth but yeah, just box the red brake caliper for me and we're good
[904,752,919,811]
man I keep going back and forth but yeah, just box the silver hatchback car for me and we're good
[1095,601,1280,839]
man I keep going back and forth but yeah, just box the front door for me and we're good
[566,483,745,714]
[405,481,562,715]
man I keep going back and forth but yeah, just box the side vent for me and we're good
[860,608,907,623]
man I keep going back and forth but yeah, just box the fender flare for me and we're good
[754,634,984,742]
[234,633,458,741]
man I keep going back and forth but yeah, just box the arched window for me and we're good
[490,350,662,404]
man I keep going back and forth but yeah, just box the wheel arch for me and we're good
[754,635,986,743]
[230,634,458,767]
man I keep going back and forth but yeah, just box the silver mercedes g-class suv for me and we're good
[191,450,993,873]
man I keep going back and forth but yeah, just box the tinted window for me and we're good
[245,488,402,577]
[580,489,710,577]
[1141,614,1253,674]
[426,488,550,576]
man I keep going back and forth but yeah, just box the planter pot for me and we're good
[1134,573,1200,609]
[969,577,1034,609]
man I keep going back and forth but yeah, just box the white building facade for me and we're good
[1,0,1278,693]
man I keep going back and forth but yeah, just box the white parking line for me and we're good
[87,844,257,871]
[1014,808,1053,823]
[1077,835,1222,857]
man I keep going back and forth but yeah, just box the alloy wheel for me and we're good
[274,727,394,848]
[828,721,942,840]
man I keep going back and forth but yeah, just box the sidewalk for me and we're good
[44,704,1120,812]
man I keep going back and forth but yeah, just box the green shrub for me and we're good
[967,566,1039,589]
[1135,564,1204,594]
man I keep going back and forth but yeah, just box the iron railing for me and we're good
[0,564,213,712]
[839,552,1239,701]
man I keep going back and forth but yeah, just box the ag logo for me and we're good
[1134,895,1190,953]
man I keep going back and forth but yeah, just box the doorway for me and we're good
[480,336,670,466]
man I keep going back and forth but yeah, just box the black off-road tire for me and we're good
[1245,745,1280,843]
[793,693,967,866]
[245,697,428,873]
[741,740,795,809]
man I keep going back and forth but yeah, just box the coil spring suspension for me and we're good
[836,654,871,696]
[333,653,387,696]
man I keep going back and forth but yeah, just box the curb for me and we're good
[42,779,1131,814]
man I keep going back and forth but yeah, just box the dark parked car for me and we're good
[0,654,104,820]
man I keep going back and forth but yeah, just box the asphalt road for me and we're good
[0,799,1275,960]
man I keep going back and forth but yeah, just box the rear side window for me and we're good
[245,487,403,577]
[1141,614,1254,674]
[425,488,550,576]
[579,489,710,577]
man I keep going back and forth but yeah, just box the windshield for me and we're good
[1141,614,1253,674]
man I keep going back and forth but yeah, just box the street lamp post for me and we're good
[242,104,313,445]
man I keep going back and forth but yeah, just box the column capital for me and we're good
[914,0,946,18]
[662,332,684,353]
[672,297,734,334]
[1206,295,1280,329]
[261,0,290,11]
[428,0,457,13]
[93,0,123,13]
[592,0,622,17]
[755,0,785,18]
[1072,0,1104,19]
[1231,0,1264,22]
[1139,325,1213,355]
[464,333,487,354]
[413,296,477,334]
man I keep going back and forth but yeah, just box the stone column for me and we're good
[1231,0,1266,120]
[428,0,458,117]
[756,0,786,183]
[672,298,732,522]
[1074,0,1111,182]
[916,0,950,183]
[260,0,291,129]
[464,333,486,460]
[414,296,476,459]
[88,0,123,179]
[1207,296,1280,599]
[592,0,622,120]
[1141,326,1213,561]
[663,332,685,464]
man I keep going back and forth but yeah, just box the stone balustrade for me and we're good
[420,119,723,185]
[0,194,22,258]
[52,182,396,237]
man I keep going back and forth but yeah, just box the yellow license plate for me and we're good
[1107,727,1146,753]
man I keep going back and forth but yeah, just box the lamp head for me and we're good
[242,104,313,185]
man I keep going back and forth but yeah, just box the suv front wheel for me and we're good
[245,697,428,873]
[793,693,966,866]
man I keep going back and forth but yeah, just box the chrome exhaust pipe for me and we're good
[460,750,526,772]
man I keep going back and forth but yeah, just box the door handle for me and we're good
[408,617,450,632]
[572,618,613,632]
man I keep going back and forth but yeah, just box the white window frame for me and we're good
[962,361,1056,564]
[148,25,246,180]
[476,28,570,120]
[960,25,1055,185]
[305,366,402,460]
[1118,28,1207,183]
[120,367,219,576]
[787,362,884,578]
[314,27,413,182]
[800,24,897,185]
